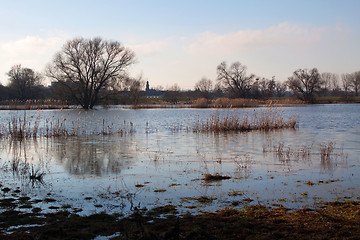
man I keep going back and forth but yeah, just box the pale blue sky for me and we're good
[1,0,359,89]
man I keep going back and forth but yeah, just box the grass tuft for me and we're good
[203,173,231,182]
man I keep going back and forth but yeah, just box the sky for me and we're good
[0,0,359,90]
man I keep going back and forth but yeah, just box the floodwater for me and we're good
[0,104,359,216]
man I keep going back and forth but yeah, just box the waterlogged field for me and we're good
[0,104,359,217]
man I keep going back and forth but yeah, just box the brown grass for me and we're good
[194,106,297,133]
[192,98,209,108]
[0,99,68,110]
[212,98,263,108]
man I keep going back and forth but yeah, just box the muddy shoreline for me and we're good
[1,198,359,239]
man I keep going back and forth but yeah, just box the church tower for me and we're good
[146,81,150,92]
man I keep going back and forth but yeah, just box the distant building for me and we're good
[146,81,150,92]
[143,81,164,98]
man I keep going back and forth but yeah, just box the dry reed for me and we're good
[4,112,135,139]
[192,98,209,108]
[320,142,335,162]
[263,141,347,164]
[194,106,297,133]
[212,98,264,108]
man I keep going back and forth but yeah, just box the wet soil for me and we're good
[1,200,359,239]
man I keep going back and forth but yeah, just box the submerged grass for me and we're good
[263,141,347,164]
[3,112,135,139]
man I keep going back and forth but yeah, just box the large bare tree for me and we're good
[47,37,135,109]
[7,64,42,100]
[216,61,255,98]
[286,68,322,103]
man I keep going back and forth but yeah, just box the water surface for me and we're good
[0,104,359,215]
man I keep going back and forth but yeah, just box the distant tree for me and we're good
[286,68,322,103]
[124,75,145,105]
[164,84,181,104]
[0,83,10,100]
[350,71,360,96]
[320,72,340,96]
[267,77,276,97]
[7,65,42,100]
[194,77,213,99]
[320,72,332,95]
[47,37,135,109]
[216,61,255,98]
[341,73,353,97]
[254,77,277,98]
[251,78,261,98]
[274,81,287,97]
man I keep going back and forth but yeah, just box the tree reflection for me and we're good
[0,136,137,178]
[51,136,137,176]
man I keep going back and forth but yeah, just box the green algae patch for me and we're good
[147,205,178,216]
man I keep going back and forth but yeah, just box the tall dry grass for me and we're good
[194,105,297,133]
[192,98,210,108]
[8,113,38,139]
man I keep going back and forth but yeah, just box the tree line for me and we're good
[0,37,359,108]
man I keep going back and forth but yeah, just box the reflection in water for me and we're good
[0,136,137,178]
[51,136,137,176]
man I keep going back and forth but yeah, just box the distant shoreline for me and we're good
[0,97,359,110]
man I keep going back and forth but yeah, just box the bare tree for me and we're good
[341,73,353,97]
[194,77,213,98]
[164,84,181,104]
[47,37,135,109]
[330,74,341,95]
[7,65,42,100]
[286,68,322,103]
[350,71,360,96]
[216,61,255,98]
[320,72,340,96]
[275,81,287,97]
[255,77,276,98]
[124,75,145,105]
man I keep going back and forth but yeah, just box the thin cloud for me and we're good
[127,40,169,57]
[1,36,63,59]
[0,36,64,75]
[185,22,347,56]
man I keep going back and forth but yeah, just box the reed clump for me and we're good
[194,106,297,133]
[192,98,210,108]
[8,113,39,139]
